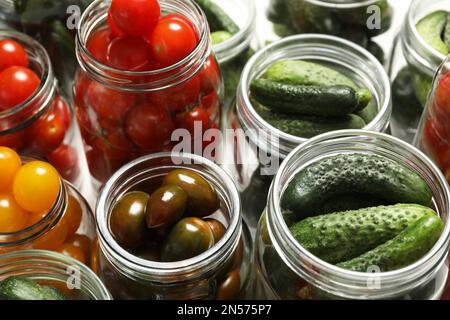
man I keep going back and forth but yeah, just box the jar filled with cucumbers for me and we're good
[194,0,256,109]
[222,35,392,234]
[249,130,450,300]
[266,0,392,63]
[390,0,449,143]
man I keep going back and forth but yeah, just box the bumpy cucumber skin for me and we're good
[337,213,443,272]
[0,277,66,300]
[251,79,361,117]
[320,193,387,214]
[290,204,435,264]
[281,154,433,219]
[194,0,239,34]
[416,11,449,55]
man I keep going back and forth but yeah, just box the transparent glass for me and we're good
[0,250,111,300]
[74,0,223,188]
[250,130,450,300]
[223,34,392,233]
[389,0,448,143]
[0,30,86,187]
[94,152,251,300]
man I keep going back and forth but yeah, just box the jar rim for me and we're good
[96,152,242,283]
[304,0,381,8]
[268,130,450,299]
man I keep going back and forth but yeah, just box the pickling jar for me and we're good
[74,0,223,189]
[0,30,85,187]
[0,250,111,300]
[389,0,448,143]
[0,156,97,268]
[249,130,450,300]
[94,153,251,300]
[222,34,392,234]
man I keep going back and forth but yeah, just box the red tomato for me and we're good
[176,106,211,135]
[0,66,40,111]
[107,11,125,38]
[73,71,91,107]
[86,81,136,119]
[199,55,221,94]
[106,36,152,71]
[47,144,80,182]
[436,72,450,115]
[86,148,110,183]
[0,39,29,72]
[0,131,26,151]
[29,113,66,155]
[161,14,199,41]
[150,15,198,68]
[52,96,71,130]
[125,104,174,150]
[87,28,113,64]
[201,90,220,114]
[109,0,160,37]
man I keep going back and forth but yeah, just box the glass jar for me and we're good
[94,152,251,300]
[0,30,86,187]
[389,0,448,143]
[74,0,223,188]
[222,34,392,233]
[0,0,93,96]
[0,156,96,269]
[209,0,256,109]
[266,0,392,62]
[0,250,111,300]
[249,130,450,300]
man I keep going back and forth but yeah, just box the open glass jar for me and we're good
[222,34,392,233]
[0,0,93,96]
[0,156,96,268]
[0,30,85,187]
[389,0,448,143]
[249,130,450,300]
[0,250,112,300]
[74,0,223,188]
[94,153,251,300]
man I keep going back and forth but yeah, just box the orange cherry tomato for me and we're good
[13,161,60,213]
[32,219,67,250]
[90,237,100,274]
[25,211,49,227]
[61,195,83,238]
[56,243,87,264]
[0,193,28,232]
[65,234,92,263]
[0,147,21,192]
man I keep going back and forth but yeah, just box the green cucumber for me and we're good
[290,204,435,264]
[320,193,387,214]
[416,11,449,55]
[211,31,233,45]
[281,154,433,219]
[0,277,66,300]
[194,0,239,34]
[445,13,450,51]
[250,79,370,117]
[337,213,443,272]
[355,100,378,124]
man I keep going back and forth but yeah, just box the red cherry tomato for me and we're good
[201,90,220,114]
[52,96,71,130]
[87,28,113,64]
[29,113,66,155]
[199,55,221,94]
[86,81,136,120]
[150,14,198,68]
[0,131,26,151]
[125,104,174,150]
[176,106,211,135]
[0,66,40,111]
[107,11,125,38]
[161,14,199,41]
[0,39,29,72]
[73,71,92,107]
[109,0,160,37]
[436,73,450,115]
[106,36,152,71]
[47,144,80,182]
[86,148,110,183]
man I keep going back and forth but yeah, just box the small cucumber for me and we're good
[337,213,443,272]
[0,277,66,300]
[211,31,233,45]
[416,11,449,55]
[355,100,378,124]
[290,204,435,264]
[194,0,239,34]
[281,154,432,219]
[251,79,370,117]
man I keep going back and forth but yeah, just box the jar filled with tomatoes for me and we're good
[74,0,223,188]
[94,152,251,299]
[0,30,85,186]
[0,147,97,268]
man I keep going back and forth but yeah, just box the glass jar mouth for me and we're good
[212,0,256,64]
[268,130,450,299]
[0,30,55,134]
[0,250,112,300]
[76,0,211,91]
[96,152,242,283]
[304,0,380,9]
[237,34,392,159]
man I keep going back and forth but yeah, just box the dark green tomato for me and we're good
[146,185,187,229]
[162,169,220,217]
[205,218,226,242]
[110,191,150,249]
[216,270,241,300]
[161,217,215,262]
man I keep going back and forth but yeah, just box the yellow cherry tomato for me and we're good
[0,147,21,192]
[61,196,83,238]
[25,211,49,227]
[13,161,60,213]
[0,193,28,232]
